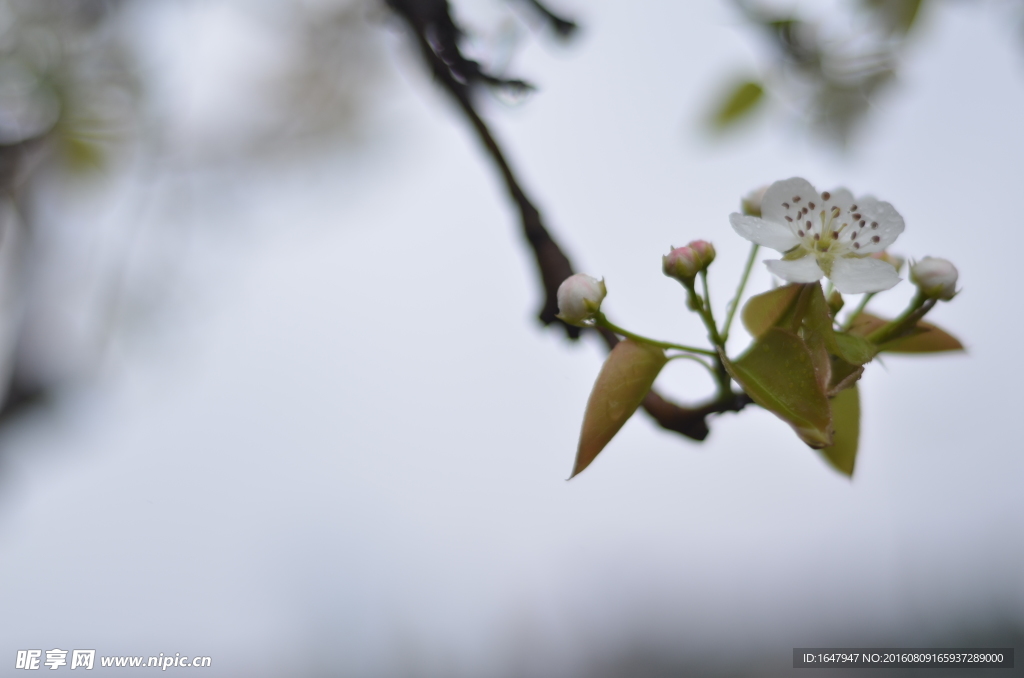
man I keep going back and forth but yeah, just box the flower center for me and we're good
[779,190,882,257]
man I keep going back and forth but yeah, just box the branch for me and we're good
[387,0,750,439]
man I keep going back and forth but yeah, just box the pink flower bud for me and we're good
[556,274,607,326]
[688,240,717,268]
[663,241,715,283]
[663,245,702,283]
[910,257,958,301]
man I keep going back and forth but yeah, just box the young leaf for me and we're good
[571,340,668,478]
[848,312,964,353]
[710,80,765,130]
[802,283,876,365]
[827,357,864,397]
[846,312,887,337]
[742,284,803,338]
[723,328,833,448]
[818,385,860,477]
[833,332,877,365]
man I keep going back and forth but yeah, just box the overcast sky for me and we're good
[1,1,1022,675]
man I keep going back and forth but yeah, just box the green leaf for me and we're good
[827,357,864,397]
[801,283,877,365]
[571,339,668,478]
[833,332,877,364]
[710,80,765,130]
[882,323,964,353]
[848,312,964,353]
[818,385,860,477]
[723,328,833,448]
[742,284,803,338]
[847,312,886,337]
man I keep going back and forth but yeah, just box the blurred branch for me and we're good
[514,0,578,38]
[386,0,750,440]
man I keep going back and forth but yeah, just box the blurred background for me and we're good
[0,0,1022,675]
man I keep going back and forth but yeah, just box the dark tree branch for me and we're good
[386,0,750,440]
[514,0,578,38]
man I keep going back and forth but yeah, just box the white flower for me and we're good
[556,274,607,326]
[910,257,958,300]
[729,177,905,294]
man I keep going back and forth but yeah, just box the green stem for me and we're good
[666,352,717,377]
[841,292,876,331]
[596,314,717,357]
[699,270,721,343]
[721,243,759,343]
[685,275,732,397]
[866,292,936,345]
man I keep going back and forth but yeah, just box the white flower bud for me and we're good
[557,274,607,326]
[740,185,768,217]
[910,257,958,301]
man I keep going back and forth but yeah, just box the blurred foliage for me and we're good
[709,0,932,145]
[0,0,383,431]
[708,79,765,130]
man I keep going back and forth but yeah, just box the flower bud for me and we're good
[662,245,702,283]
[741,185,768,217]
[663,241,715,284]
[910,257,958,301]
[689,240,717,269]
[556,274,607,326]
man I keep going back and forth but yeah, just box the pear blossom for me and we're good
[910,257,958,300]
[556,274,607,326]
[729,177,905,294]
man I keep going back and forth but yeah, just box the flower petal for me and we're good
[729,214,800,252]
[825,188,855,215]
[760,178,821,225]
[765,255,824,283]
[848,197,904,254]
[830,256,901,294]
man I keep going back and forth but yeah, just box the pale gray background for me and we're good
[0,1,1021,675]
